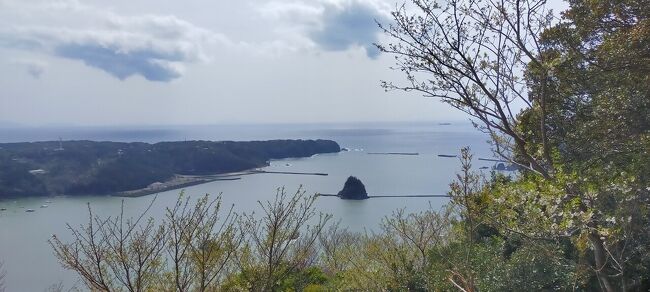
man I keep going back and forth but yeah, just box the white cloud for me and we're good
[257,0,391,58]
[0,0,464,127]
[0,0,396,83]
[0,0,232,82]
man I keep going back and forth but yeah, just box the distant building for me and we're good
[54,138,65,151]
[148,182,164,189]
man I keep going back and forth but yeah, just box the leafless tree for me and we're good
[378,0,555,178]
[445,147,486,291]
[50,194,241,292]
[164,193,243,292]
[318,221,359,274]
[237,187,332,291]
[50,199,166,292]
[382,206,454,290]
[44,282,66,292]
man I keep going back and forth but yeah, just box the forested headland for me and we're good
[0,139,340,198]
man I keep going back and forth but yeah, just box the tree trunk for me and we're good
[589,233,616,292]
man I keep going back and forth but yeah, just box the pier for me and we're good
[478,158,508,162]
[317,193,450,199]
[369,194,450,198]
[367,152,419,156]
[251,170,328,176]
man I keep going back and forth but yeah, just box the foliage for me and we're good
[50,199,166,291]
[0,155,47,196]
[379,0,649,290]
[50,194,241,292]
[234,187,331,291]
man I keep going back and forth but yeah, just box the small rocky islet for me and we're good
[337,176,369,200]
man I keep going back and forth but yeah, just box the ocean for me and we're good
[0,121,495,291]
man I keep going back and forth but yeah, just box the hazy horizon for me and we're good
[0,117,472,128]
[0,0,477,127]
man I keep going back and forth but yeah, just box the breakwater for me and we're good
[367,152,419,156]
[251,170,328,176]
[317,193,450,199]
[478,158,508,162]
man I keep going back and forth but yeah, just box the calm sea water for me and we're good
[0,122,494,291]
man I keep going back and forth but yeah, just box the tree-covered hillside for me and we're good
[0,139,340,197]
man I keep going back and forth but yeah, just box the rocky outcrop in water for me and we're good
[338,176,368,200]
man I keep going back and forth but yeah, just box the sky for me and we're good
[0,0,566,127]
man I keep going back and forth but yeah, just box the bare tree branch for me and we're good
[379,0,555,178]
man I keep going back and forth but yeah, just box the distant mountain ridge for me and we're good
[0,139,340,197]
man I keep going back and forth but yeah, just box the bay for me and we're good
[0,121,494,291]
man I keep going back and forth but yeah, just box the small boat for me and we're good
[40,204,49,208]
[285,163,291,167]
[0,208,7,211]
[25,209,35,212]
[45,200,52,203]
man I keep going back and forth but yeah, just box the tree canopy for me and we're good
[379,0,649,289]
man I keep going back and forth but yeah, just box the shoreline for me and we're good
[115,176,242,198]
[115,168,331,198]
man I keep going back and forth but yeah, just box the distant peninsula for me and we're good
[0,139,340,198]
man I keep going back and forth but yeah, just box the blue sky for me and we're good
[0,0,567,126]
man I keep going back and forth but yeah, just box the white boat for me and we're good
[41,204,49,208]
[25,209,35,212]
